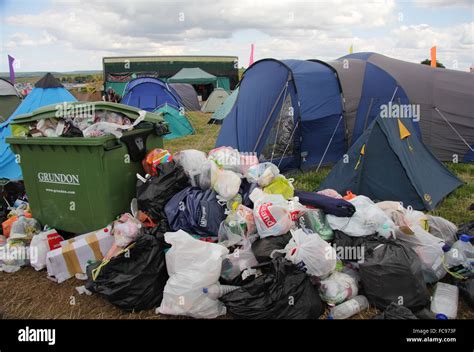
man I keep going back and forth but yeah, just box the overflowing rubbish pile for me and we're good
[1,146,473,320]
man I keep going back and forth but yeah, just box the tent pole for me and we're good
[315,114,344,173]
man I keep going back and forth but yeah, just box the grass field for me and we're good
[0,111,472,320]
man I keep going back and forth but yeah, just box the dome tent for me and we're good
[319,115,462,211]
[154,104,194,140]
[122,77,183,112]
[0,78,21,123]
[215,59,345,171]
[169,83,201,111]
[0,73,77,180]
[201,88,230,113]
[209,87,239,124]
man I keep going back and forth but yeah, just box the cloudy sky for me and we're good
[0,0,473,72]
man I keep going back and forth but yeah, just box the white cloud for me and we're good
[2,0,473,71]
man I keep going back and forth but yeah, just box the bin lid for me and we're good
[11,101,164,125]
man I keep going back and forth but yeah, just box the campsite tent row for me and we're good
[216,53,474,170]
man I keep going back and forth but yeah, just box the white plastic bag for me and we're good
[218,205,256,247]
[396,225,446,283]
[174,149,212,189]
[405,208,429,231]
[10,216,41,240]
[427,215,457,246]
[327,196,395,237]
[210,161,241,200]
[29,230,53,271]
[274,228,336,278]
[319,271,358,304]
[158,230,229,319]
[252,191,293,238]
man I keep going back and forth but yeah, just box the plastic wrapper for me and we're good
[295,207,333,241]
[141,148,173,176]
[208,146,242,174]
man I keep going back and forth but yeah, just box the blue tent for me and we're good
[122,77,182,112]
[319,115,462,210]
[0,73,77,180]
[216,59,345,171]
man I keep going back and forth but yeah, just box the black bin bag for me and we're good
[359,238,430,311]
[251,233,292,263]
[136,161,189,231]
[220,257,324,319]
[85,228,169,312]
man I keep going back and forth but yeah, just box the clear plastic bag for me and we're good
[396,225,446,283]
[9,216,41,240]
[273,228,337,278]
[174,149,212,189]
[218,204,256,247]
[327,196,395,238]
[319,271,358,305]
[208,147,242,174]
[158,230,228,319]
[220,240,259,281]
[245,162,280,187]
[112,213,142,248]
[427,215,458,246]
[295,207,334,241]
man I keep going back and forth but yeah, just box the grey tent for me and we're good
[319,115,463,210]
[168,67,218,86]
[201,88,229,113]
[327,53,474,162]
[169,83,201,111]
[0,78,21,123]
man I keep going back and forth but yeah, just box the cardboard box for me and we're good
[46,226,114,283]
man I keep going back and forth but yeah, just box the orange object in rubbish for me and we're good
[2,213,33,238]
[137,211,157,228]
[343,191,356,201]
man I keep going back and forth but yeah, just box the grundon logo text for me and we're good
[37,172,80,186]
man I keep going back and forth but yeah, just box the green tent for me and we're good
[209,87,239,124]
[154,104,194,140]
[0,78,21,122]
[168,67,218,86]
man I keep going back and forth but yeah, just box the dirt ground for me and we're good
[0,266,472,320]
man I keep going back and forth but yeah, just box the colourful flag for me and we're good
[8,55,15,83]
[349,44,353,54]
[249,43,254,67]
[430,46,437,68]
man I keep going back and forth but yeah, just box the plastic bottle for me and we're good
[430,282,458,319]
[329,295,369,319]
[442,244,472,276]
[202,284,239,300]
[451,234,474,261]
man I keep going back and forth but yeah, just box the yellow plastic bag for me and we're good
[263,175,294,199]
[11,124,29,137]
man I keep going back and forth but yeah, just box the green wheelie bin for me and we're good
[7,102,168,234]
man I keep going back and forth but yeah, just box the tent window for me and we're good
[261,94,295,160]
